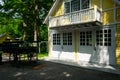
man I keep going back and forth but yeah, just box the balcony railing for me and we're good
[49,6,102,28]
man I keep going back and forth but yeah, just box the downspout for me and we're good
[114,3,117,24]
[100,0,103,23]
[114,2,117,65]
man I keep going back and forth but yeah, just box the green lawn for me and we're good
[38,52,48,58]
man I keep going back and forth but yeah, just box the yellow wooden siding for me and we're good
[115,4,120,66]
[102,0,114,9]
[91,0,100,9]
[52,0,63,17]
[102,10,114,25]
[116,24,120,66]
[117,8,120,22]
[102,0,114,25]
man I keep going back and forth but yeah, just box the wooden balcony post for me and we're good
[94,5,97,21]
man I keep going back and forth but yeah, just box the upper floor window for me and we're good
[71,0,80,12]
[64,0,90,13]
[81,0,90,9]
[65,2,70,13]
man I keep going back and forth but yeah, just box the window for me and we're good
[63,32,72,45]
[81,0,90,9]
[65,2,70,13]
[53,34,56,45]
[80,31,92,46]
[96,29,111,46]
[71,0,80,12]
[96,30,103,46]
[64,0,90,13]
[86,31,92,46]
[80,32,86,46]
[63,33,67,45]
[53,33,61,45]
[104,29,111,46]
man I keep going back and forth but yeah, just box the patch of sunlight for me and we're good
[40,72,46,75]
[63,72,71,77]
[14,72,22,77]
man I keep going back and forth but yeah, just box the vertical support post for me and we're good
[94,5,97,21]
[100,0,103,22]
[74,30,78,62]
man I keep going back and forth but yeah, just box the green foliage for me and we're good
[0,0,53,41]
[38,52,48,58]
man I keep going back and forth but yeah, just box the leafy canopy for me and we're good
[0,0,53,41]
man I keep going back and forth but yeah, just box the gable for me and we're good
[43,0,61,24]
[44,0,117,25]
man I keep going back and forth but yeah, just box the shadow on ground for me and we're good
[0,60,120,80]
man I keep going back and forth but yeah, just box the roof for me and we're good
[43,0,60,24]
[0,34,5,37]
[0,34,8,44]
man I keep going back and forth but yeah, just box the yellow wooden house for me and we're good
[44,0,120,66]
[0,34,11,44]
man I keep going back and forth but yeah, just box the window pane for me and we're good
[53,34,56,45]
[57,34,61,45]
[63,33,67,45]
[65,2,70,13]
[96,29,112,46]
[96,30,103,46]
[53,33,61,45]
[68,33,72,45]
[80,32,86,46]
[81,0,89,9]
[71,0,80,12]
[63,33,72,45]
[86,31,92,46]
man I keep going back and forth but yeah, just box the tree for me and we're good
[0,0,53,42]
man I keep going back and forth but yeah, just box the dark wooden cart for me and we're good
[0,41,38,62]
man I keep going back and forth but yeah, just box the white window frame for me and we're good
[63,0,91,14]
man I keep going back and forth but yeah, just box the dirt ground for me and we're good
[0,60,120,80]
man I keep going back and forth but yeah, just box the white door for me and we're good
[78,30,94,62]
[91,27,116,65]
[52,31,74,60]
[60,32,74,60]
[78,27,115,65]
[52,32,62,59]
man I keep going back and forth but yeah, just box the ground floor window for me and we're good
[96,29,111,46]
[80,31,92,46]
[53,33,61,45]
[63,32,72,45]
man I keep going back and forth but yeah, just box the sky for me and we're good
[0,0,3,5]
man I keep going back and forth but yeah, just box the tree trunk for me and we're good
[23,20,27,41]
[34,0,39,47]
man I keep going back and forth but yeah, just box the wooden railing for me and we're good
[49,6,102,28]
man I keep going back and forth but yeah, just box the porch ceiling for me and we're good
[49,21,102,30]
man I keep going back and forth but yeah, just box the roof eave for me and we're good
[43,0,60,24]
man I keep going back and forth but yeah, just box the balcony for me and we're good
[49,6,102,29]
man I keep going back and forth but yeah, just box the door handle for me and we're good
[61,45,63,49]
[94,47,96,51]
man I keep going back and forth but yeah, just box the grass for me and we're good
[38,52,48,58]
